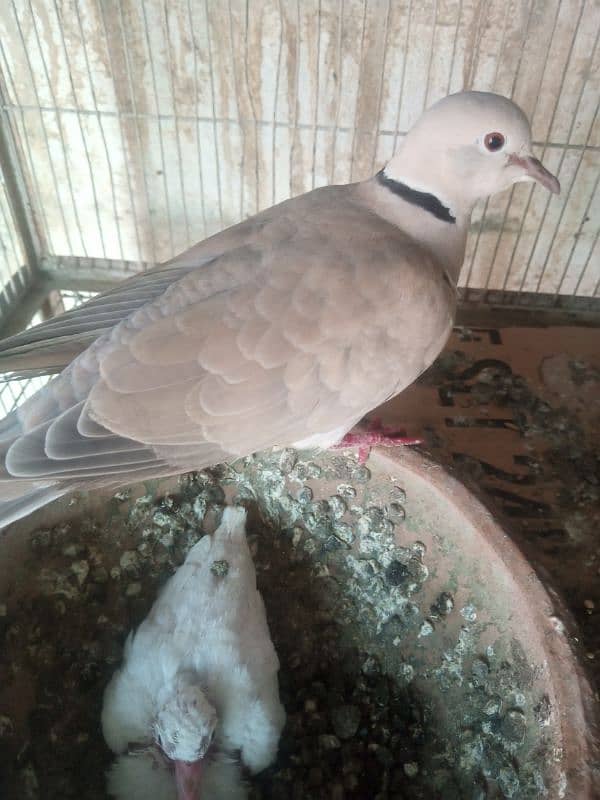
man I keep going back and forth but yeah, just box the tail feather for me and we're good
[0,409,21,441]
[0,483,66,530]
[0,406,69,527]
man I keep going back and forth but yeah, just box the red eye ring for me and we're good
[484,132,505,152]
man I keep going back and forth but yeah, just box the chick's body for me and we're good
[102,507,285,799]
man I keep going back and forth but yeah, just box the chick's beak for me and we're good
[175,760,203,800]
[508,153,560,194]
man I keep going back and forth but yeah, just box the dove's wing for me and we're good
[0,260,214,377]
[87,206,454,460]
[0,185,454,485]
[0,195,299,378]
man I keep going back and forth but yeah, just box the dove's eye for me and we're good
[484,132,505,152]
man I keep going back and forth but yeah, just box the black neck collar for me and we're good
[376,170,456,224]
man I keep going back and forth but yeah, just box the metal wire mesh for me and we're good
[47,287,98,315]
[0,371,47,418]
[0,0,598,304]
[0,165,25,291]
[0,289,96,416]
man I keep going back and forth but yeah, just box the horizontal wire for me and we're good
[1,101,598,151]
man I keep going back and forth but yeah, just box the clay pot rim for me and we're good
[370,446,599,800]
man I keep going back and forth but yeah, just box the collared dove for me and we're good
[0,91,559,527]
[102,505,285,800]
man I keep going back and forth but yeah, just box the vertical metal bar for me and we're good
[465,3,532,289]
[244,0,260,214]
[71,0,125,263]
[271,0,284,205]
[0,104,49,257]
[226,0,245,220]
[592,238,600,295]
[139,0,175,257]
[202,0,224,229]
[349,0,368,183]
[0,173,25,274]
[446,0,462,95]
[310,0,322,190]
[369,0,391,175]
[0,199,21,290]
[52,0,108,261]
[567,161,600,296]
[289,0,301,196]
[0,110,38,276]
[188,0,208,238]
[116,0,158,265]
[0,50,51,256]
[539,29,600,294]
[96,0,144,268]
[516,0,587,292]
[329,0,344,185]
[482,1,539,292]
[391,0,412,157]
[423,0,438,110]
[500,0,563,292]
[25,0,89,255]
[465,3,510,286]
[163,1,192,247]
[467,0,487,89]
[9,1,76,254]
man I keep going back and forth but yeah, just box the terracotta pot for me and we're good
[0,447,597,798]
[371,448,599,800]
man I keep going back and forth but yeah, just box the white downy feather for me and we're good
[102,506,285,799]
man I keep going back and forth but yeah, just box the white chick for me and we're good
[101,506,285,799]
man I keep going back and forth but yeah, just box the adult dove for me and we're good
[0,92,559,527]
[102,505,285,799]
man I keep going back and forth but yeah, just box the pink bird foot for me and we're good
[332,418,423,464]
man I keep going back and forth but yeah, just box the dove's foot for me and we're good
[332,418,422,464]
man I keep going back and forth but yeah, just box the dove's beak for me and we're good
[175,759,203,799]
[508,153,560,194]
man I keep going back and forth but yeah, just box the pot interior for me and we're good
[0,448,591,799]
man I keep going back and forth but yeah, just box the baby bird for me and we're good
[101,506,285,799]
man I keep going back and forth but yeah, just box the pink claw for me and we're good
[332,419,423,463]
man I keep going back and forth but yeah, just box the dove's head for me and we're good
[386,91,559,212]
[154,673,217,799]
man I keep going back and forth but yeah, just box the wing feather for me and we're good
[0,259,216,375]
[45,403,145,459]
[5,418,161,478]
[0,185,455,486]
